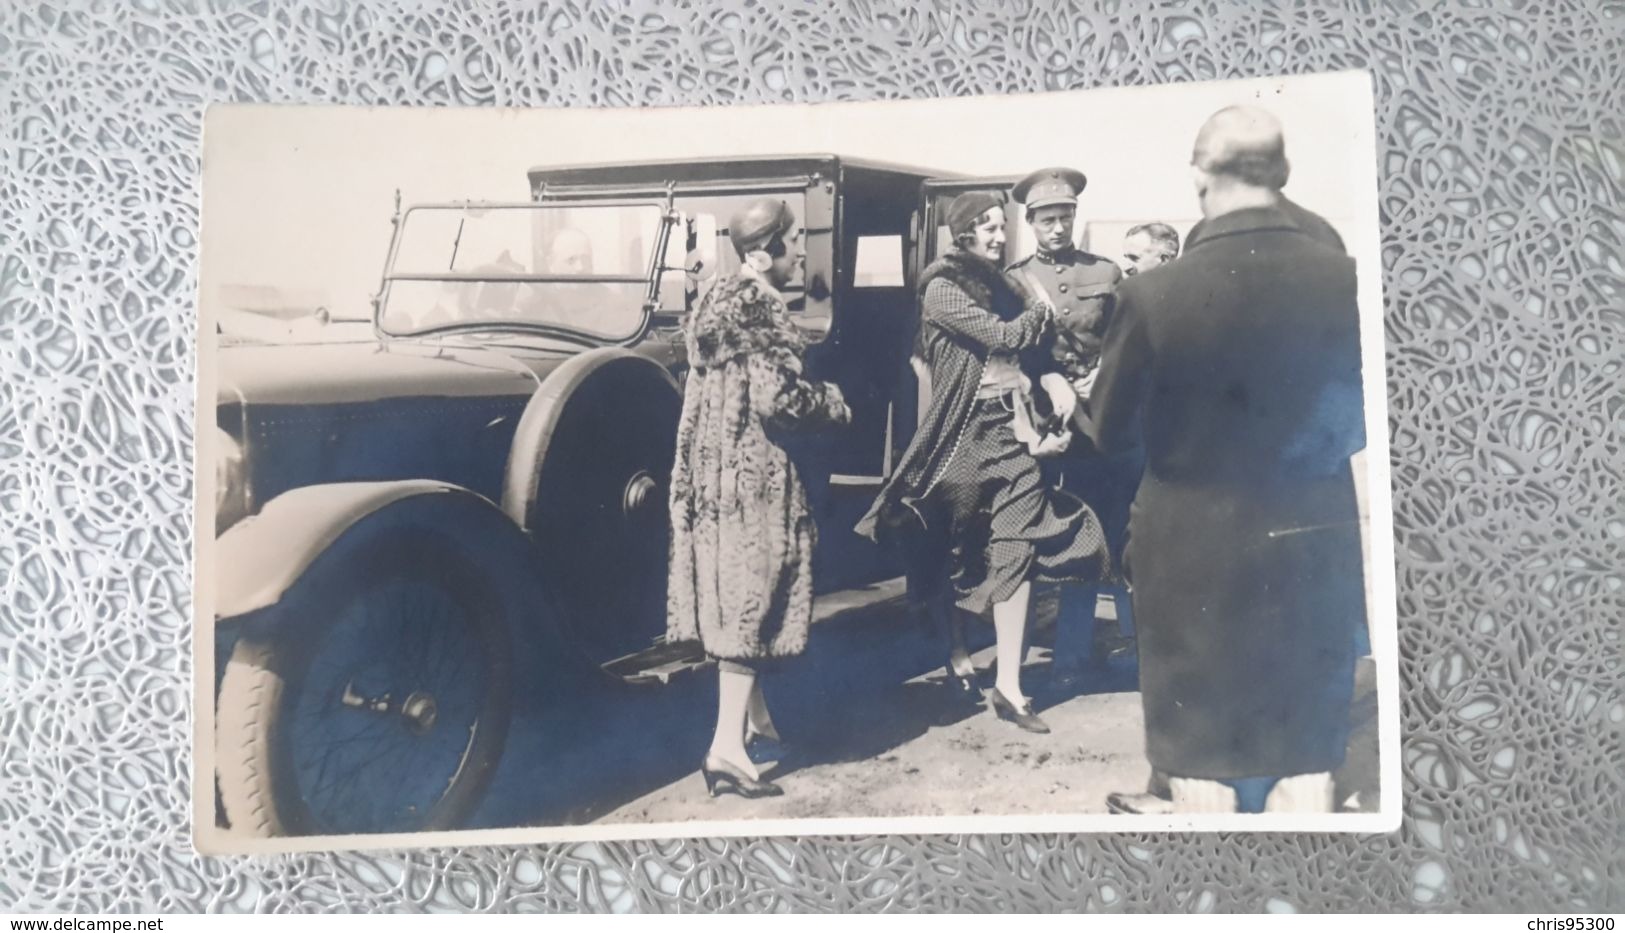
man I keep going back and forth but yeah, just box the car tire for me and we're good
[216,528,513,838]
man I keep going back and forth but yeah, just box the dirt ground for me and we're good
[595,590,1381,825]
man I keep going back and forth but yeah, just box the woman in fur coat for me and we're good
[666,198,850,799]
[857,192,1108,734]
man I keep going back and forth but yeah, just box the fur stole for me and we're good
[918,249,1032,326]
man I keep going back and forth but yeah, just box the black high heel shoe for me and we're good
[702,754,784,799]
[987,686,1050,734]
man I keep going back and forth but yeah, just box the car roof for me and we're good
[527,153,958,189]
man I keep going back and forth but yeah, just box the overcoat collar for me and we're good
[1185,204,1304,250]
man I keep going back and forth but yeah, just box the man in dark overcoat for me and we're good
[1089,106,1369,813]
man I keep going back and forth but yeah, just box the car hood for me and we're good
[217,335,551,406]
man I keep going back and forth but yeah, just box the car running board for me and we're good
[602,576,909,686]
[602,638,711,686]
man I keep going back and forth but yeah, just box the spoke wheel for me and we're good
[217,530,512,837]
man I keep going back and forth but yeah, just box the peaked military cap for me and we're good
[1012,166,1088,211]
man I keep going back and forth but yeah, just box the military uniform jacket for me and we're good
[1005,246,1122,385]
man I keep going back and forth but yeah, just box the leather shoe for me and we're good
[702,754,784,799]
[1106,791,1174,815]
[987,687,1049,734]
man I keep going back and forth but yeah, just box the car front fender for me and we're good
[208,479,586,711]
[501,346,680,532]
[212,480,525,620]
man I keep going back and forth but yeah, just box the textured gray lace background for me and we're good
[2,0,1621,914]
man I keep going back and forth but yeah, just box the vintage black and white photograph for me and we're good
[193,70,1398,853]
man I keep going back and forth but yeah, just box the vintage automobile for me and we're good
[210,155,1031,837]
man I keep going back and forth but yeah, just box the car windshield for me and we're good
[377,202,670,342]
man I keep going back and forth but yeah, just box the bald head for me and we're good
[1192,105,1290,190]
[545,227,594,275]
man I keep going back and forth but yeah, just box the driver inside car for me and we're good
[522,227,620,322]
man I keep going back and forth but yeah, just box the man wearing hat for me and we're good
[1005,167,1123,405]
[1005,167,1128,680]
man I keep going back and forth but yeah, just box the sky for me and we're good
[200,70,1380,319]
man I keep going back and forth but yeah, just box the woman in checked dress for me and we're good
[858,191,1108,734]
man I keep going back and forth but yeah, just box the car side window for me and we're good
[660,193,807,314]
[853,235,905,288]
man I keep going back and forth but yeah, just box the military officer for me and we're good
[1003,167,1130,691]
[1005,167,1123,406]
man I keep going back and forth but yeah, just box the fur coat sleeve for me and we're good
[666,274,849,662]
[748,342,851,430]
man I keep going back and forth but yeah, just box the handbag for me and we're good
[1006,266,1077,457]
[1008,383,1070,458]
